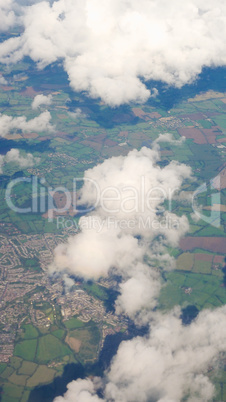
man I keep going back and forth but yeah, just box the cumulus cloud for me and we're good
[0,76,8,85]
[154,133,186,145]
[50,143,191,320]
[78,145,191,242]
[0,148,40,173]
[50,222,145,281]
[49,140,225,401]
[0,110,54,137]
[67,108,85,119]
[31,93,52,109]
[54,378,103,402]
[55,306,226,402]
[115,263,162,319]
[0,0,15,31]
[1,0,226,105]
[103,306,226,402]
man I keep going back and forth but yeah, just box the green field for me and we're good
[64,317,86,330]
[2,383,24,402]
[8,372,28,386]
[36,334,72,363]
[18,361,37,376]
[176,253,194,271]
[68,325,101,363]
[159,270,226,311]
[52,329,66,339]
[193,259,212,274]
[21,324,39,340]
[26,365,56,388]
[83,283,108,301]
[14,340,37,361]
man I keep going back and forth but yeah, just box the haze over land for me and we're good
[0,1,225,401]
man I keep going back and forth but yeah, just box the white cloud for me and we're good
[49,140,224,401]
[0,76,8,85]
[154,133,186,145]
[78,145,191,242]
[67,108,85,119]
[49,222,145,281]
[54,378,103,402]
[56,306,226,402]
[1,0,226,105]
[190,211,201,222]
[0,110,54,137]
[115,264,162,319]
[31,94,52,109]
[0,0,15,31]
[0,148,40,173]
[104,306,226,402]
[0,156,5,174]
[49,143,191,320]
